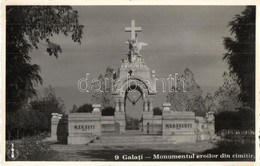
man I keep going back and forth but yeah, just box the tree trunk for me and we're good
[16,129,19,140]
[8,131,11,140]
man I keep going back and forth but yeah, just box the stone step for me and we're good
[89,135,178,146]
[100,135,165,140]
[100,135,163,139]
[89,141,177,146]
[99,137,169,143]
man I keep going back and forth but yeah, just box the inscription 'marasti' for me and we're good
[74,125,95,130]
[165,123,192,129]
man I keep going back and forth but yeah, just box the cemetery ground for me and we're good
[6,134,255,161]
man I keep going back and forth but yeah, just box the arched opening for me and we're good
[124,85,144,131]
[113,77,155,135]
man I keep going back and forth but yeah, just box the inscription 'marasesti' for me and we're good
[165,123,192,129]
[74,125,95,130]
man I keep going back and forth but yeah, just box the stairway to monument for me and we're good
[89,130,177,146]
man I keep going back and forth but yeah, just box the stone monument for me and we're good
[112,19,156,134]
[48,20,217,145]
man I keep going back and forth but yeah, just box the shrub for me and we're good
[102,107,115,116]
[76,103,93,113]
[153,107,162,115]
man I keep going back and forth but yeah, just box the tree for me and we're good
[204,92,217,113]
[92,67,116,109]
[214,111,239,131]
[6,86,65,139]
[237,106,254,130]
[6,6,84,112]
[30,86,65,130]
[214,106,254,131]
[214,72,242,112]
[223,6,255,108]
[76,103,93,113]
[167,68,206,116]
[71,104,78,113]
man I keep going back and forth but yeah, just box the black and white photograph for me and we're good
[3,3,257,163]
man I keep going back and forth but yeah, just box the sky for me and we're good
[30,6,246,115]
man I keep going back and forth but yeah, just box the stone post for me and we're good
[120,99,125,112]
[49,113,62,141]
[149,100,153,112]
[162,102,171,119]
[92,104,101,115]
[114,98,125,134]
[206,112,216,139]
[162,102,171,112]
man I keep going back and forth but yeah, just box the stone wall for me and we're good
[101,116,120,134]
[142,115,163,134]
[67,104,102,144]
[161,103,197,143]
[48,103,217,144]
[68,113,101,144]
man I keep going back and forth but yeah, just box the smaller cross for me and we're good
[125,20,142,40]
[128,70,133,76]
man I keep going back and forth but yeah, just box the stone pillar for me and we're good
[149,100,153,112]
[162,102,171,118]
[142,98,153,134]
[49,113,62,141]
[144,99,148,112]
[206,112,217,139]
[115,98,120,112]
[120,99,125,112]
[115,99,125,134]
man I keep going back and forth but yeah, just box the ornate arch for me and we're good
[113,76,156,113]
[114,75,154,98]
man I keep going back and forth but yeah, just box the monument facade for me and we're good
[48,20,217,145]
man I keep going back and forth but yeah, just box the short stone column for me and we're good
[57,114,63,119]
[120,99,125,112]
[50,113,63,141]
[162,102,171,112]
[162,102,172,118]
[92,104,101,115]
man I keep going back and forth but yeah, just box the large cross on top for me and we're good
[125,20,142,40]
